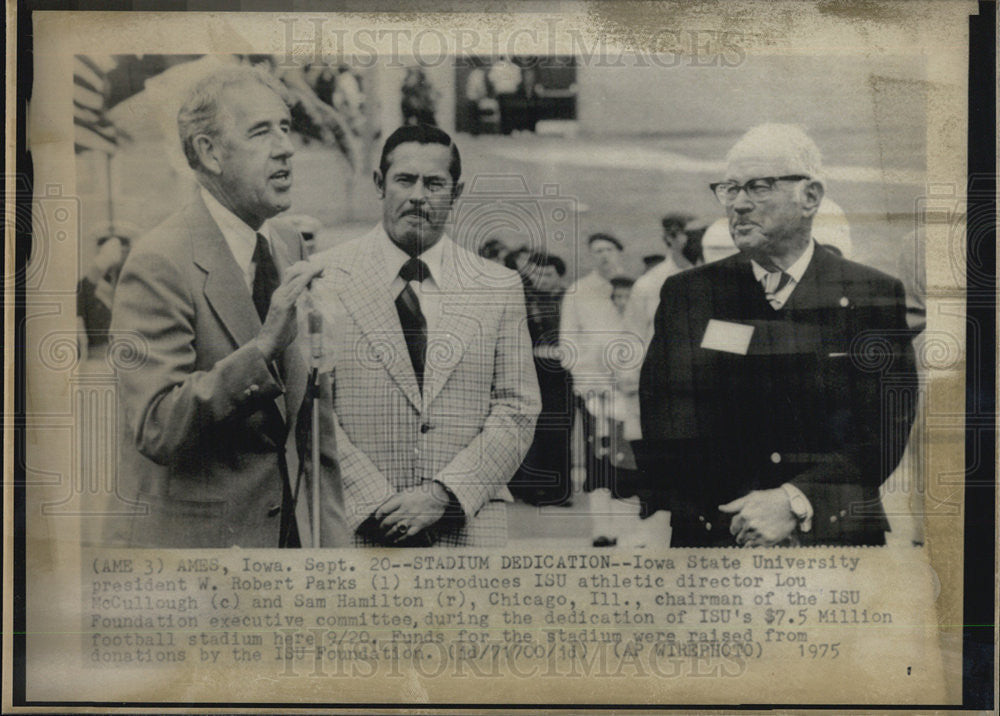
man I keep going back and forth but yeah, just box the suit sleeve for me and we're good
[635,277,692,512]
[790,277,918,536]
[432,285,541,520]
[111,250,281,464]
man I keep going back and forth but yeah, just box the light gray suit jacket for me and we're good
[310,228,540,546]
[106,193,349,547]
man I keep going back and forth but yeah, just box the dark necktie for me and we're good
[251,233,299,547]
[252,232,280,322]
[395,257,429,391]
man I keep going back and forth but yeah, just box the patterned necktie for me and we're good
[396,257,429,391]
[760,269,792,310]
[252,233,280,322]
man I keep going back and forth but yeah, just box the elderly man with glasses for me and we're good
[636,124,917,548]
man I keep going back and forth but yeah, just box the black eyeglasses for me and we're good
[709,175,811,204]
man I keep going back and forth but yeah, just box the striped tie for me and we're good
[396,258,429,391]
[760,270,792,310]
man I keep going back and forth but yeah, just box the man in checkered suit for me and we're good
[310,125,540,546]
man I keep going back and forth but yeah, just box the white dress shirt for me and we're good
[201,187,274,292]
[750,239,816,310]
[377,224,447,334]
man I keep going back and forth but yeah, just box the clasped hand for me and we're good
[719,487,797,547]
[373,482,452,544]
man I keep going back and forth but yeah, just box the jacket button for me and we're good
[705,522,712,531]
[770,452,782,464]
[421,423,432,433]
[839,509,847,517]
[267,504,281,517]
[830,515,838,523]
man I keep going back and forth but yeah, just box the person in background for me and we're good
[624,213,697,348]
[488,57,522,135]
[512,252,575,506]
[478,236,509,265]
[560,232,635,546]
[681,216,709,267]
[504,244,533,292]
[77,233,130,359]
[638,123,917,547]
[464,60,497,136]
[641,254,665,273]
[610,276,635,315]
[401,68,438,127]
[503,244,531,273]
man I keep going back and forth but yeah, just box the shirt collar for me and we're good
[201,187,272,277]
[377,223,448,287]
[750,238,815,283]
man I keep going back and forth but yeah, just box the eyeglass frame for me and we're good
[709,175,812,205]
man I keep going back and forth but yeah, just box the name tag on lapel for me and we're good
[700,319,755,355]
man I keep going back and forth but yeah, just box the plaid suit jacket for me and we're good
[310,228,541,546]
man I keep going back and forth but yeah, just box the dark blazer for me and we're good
[105,194,349,548]
[637,245,917,546]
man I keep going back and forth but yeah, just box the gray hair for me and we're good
[726,123,825,187]
[177,65,288,171]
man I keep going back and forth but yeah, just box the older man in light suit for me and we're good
[108,66,349,548]
[310,124,540,547]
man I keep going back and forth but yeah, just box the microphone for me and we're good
[308,310,323,392]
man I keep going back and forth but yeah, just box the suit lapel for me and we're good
[712,254,764,321]
[783,243,827,315]
[190,196,262,350]
[422,240,476,407]
[337,231,423,411]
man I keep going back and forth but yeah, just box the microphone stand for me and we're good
[308,310,322,548]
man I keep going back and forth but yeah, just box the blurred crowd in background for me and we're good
[73,52,927,547]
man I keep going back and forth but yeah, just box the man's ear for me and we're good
[801,180,825,217]
[193,134,223,175]
[373,170,385,198]
[451,180,465,204]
